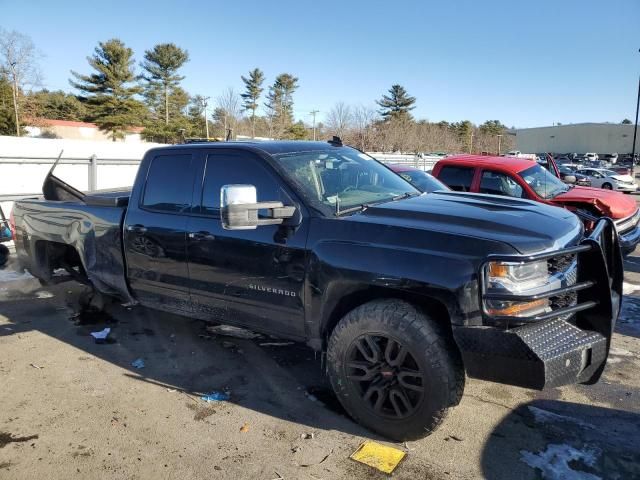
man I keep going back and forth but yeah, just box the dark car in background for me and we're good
[559,165,591,186]
[386,164,449,192]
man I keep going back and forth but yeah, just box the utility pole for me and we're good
[202,96,210,140]
[310,110,319,141]
[632,49,640,177]
[496,134,503,155]
[9,62,20,136]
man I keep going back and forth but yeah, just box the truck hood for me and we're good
[552,186,637,219]
[348,191,582,255]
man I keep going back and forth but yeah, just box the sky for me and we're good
[1,0,639,128]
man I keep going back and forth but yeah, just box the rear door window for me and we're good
[438,166,475,191]
[142,154,193,213]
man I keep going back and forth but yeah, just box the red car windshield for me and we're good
[519,164,569,199]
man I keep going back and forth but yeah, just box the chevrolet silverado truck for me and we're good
[11,140,622,441]
[432,154,640,255]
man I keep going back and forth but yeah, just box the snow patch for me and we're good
[520,443,601,480]
[623,282,640,295]
[609,347,633,357]
[528,406,594,430]
[0,269,33,283]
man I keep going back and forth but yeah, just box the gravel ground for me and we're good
[0,242,639,479]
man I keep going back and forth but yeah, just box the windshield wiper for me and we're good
[391,191,420,201]
[335,204,370,217]
[335,192,419,217]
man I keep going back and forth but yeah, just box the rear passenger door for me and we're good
[124,151,200,313]
[437,165,476,192]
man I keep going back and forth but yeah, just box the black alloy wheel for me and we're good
[346,334,424,419]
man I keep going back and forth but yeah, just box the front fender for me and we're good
[305,240,484,343]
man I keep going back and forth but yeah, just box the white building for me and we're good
[515,123,639,154]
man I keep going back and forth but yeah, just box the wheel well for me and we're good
[34,240,87,283]
[322,287,453,347]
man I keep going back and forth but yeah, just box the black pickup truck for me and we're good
[12,140,622,440]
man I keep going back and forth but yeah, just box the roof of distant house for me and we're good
[26,118,144,133]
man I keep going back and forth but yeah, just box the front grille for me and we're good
[548,253,576,277]
[615,209,640,234]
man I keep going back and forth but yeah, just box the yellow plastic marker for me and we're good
[350,440,406,474]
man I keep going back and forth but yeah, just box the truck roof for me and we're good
[149,140,343,155]
[437,154,538,174]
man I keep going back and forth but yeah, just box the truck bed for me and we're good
[11,196,134,303]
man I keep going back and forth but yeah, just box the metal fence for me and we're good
[0,154,141,203]
[0,151,443,204]
[369,153,441,171]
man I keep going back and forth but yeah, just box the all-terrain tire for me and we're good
[326,299,464,441]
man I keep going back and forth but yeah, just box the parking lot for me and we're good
[1,212,639,480]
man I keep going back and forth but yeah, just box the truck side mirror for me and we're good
[564,175,577,184]
[220,184,296,230]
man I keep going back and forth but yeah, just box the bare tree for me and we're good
[0,29,41,136]
[325,102,353,139]
[351,105,378,150]
[216,87,242,139]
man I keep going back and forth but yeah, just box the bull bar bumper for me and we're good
[453,218,623,390]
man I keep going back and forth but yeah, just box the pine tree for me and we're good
[70,39,146,140]
[376,84,416,121]
[140,44,189,124]
[264,73,298,138]
[240,68,264,138]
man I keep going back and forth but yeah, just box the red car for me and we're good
[431,155,640,255]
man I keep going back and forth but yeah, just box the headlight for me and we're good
[483,260,553,318]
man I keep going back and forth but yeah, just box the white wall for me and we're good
[0,136,164,215]
[515,123,639,154]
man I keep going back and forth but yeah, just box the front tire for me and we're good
[602,182,613,190]
[326,299,464,441]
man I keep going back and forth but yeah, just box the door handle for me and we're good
[188,231,215,241]
[127,224,147,234]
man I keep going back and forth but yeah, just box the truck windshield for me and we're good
[272,147,420,216]
[519,164,569,199]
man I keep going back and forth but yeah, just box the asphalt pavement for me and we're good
[0,205,639,479]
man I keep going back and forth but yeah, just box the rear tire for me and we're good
[326,299,464,441]
[602,183,612,190]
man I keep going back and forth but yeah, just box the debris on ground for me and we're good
[300,433,315,440]
[350,440,406,474]
[304,391,319,402]
[35,291,54,299]
[131,358,145,369]
[240,422,249,433]
[129,328,155,337]
[444,435,464,442]
[90,327,111,343]
[201,391,230,402]
[205,325,261,339]
[298,448,334,467]
[29,363,43,369]
[291,446,301,453]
